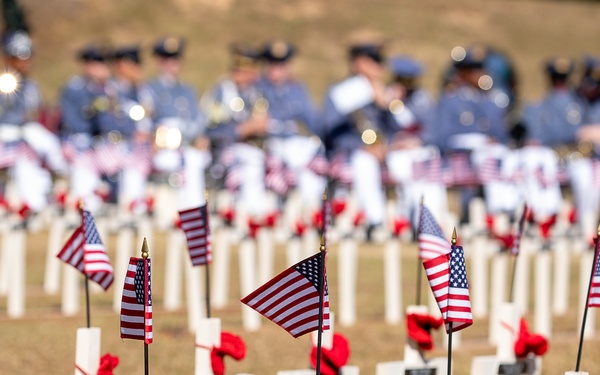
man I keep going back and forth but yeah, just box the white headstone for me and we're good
[286,237,303,266]
[384,237,402,324]
[257,228,274,285]
[211,226,231,309]
[534,251,552,338]
[185,255,205,333]
[62,263,80,316]
[553,237,570,316]
[43,217,66,295]
[489,252,508,345]
[113,226,134,313]
[239,239,261,331]
[195,318,221,375]
[74,327,101,375]
[338,237,358,326]
[7,226,26,318]
[163,229,184,311]
[471,235,489,318]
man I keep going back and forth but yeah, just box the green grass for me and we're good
[19,0,600,104]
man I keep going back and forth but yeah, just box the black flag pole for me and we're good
[315,234,327,375]
[575,225,600,371]
[416,197,424,305]
[205,192,211,319]
[141,238,150,375]
[446,227,458,375]
[79,200,91,328]
[84,275,91,328]
[509,203,527,303]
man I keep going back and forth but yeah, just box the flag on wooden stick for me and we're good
[178,204,212,266]
[418,204,451,260]
[423,242,473,333]
[56,209,113,290]
[241,252,330,338]
[120,255,153,344]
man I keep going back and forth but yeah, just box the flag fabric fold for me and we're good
[588,239,600,308]
[56,210,114,290]
[120,257,153,344]
[423,244,473,333]
[418,205,451,260]
[178,204,212,266]
[241,252,330,338]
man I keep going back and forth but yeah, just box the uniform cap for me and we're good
[453,45,486,70]
[2,30,32,60]
[262,40,295,63]
[389,56,423,78]
[153,37,185,58]
[230,43,260,69]
[114,45,141,64]
[545,57,574,77]
[78,43,112,62]
[349,43,384,63]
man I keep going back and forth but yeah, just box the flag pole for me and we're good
[509,204,527,303]
[447,227,458,375]
[575,225,600,371]
[79,200,91,328]
[416,197,424,305]
[205,191,211,319]
[315,234,327,375]
[84,275,91,328]
[141,237,150,375]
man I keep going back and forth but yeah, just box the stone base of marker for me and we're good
[75,327,101,375]
[377,306,448,375]
[277,366,359,375]
[470,355,540,375]
[376,359,448,375]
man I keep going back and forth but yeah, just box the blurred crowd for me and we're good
[2,25,600,241]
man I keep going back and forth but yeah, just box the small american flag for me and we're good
[478,157,502,184]
[588,240,600,307]
[423,245,473,333]
[56,210,113,290]
[120,257,153,344]
[418,205,451,260]
[445,152,477,186]
[412,158,443,184]
[241,252,330,338]
[178,204,212,266]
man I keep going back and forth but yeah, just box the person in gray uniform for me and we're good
[435,46,510,223]
[257,40,325,228]
[0,29,65,218]
[322,43,398,241]
[99,45,153,215]
[202,43,269,228]
[147,37,210,211]
[60,43,114,213]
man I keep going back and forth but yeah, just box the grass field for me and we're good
[17,0,600,104]
[1,223,600,374]
[3,1,600,374]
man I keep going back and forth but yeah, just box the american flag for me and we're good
[418,205,451,260]
[478,157,502,184]
[178,204,212,266]
[592,159,600,188]
[445,152,477,186]
[423,245,473,333]
[56,210,113,290]
[241,252,330,338]
[412,158,443,184]
[120,257,153,344]
[588,240,600,307]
